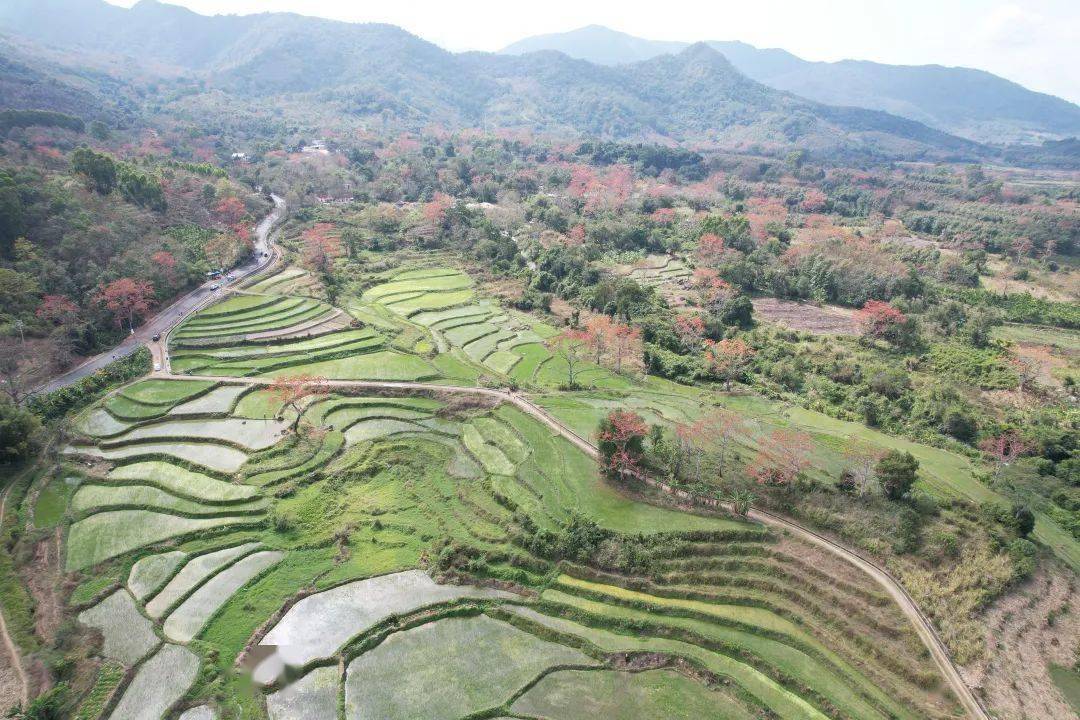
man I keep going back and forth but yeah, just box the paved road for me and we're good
[148,370,990,720]
[34,195,286,395]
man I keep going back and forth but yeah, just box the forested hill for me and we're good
[0,0,980,161]
[501,25,1080,145]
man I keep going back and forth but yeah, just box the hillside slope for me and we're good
[501,25,1080,144]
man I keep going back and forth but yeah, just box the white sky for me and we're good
[107,0,1080,103]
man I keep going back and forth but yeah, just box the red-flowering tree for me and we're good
[151,250,178,287]
[695,233,727,266]
[423,192,454,230]
[704,337,755,390]
[674,314,706,351]
[302,223,343,273]
[979,431,1033,478]
[597,409,649,477]
[545,328,591,388]
[213,196,247,225]
[611,322,643,375]
[268,374,329,430]
[36,294,79,325]
[856,301,913,346]
[583,315,615,366]
[98,278,155,330]
[690,267,732,308]
[800,189,828,213]
[747,430,811,486]
[650,207,677,224]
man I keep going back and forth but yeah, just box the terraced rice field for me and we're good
[617,254,693,306]
[355,266,627,389]
[54,361,962,717]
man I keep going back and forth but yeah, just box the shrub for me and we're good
[1011,504,1036,538]
[0,398,41,463]
[876,450,919,501]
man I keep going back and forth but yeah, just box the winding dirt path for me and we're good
[0,485,30,709]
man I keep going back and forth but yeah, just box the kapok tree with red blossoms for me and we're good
[704,337,755,391]
[695,233,728,266]
[746,430,811,486]
[151,250,178,288]
[979,431,1033,479]
[36,294,79,326]
[597,409,649,478]
[97,278,156,331]
[212,195,247,225]
[301,223,343,273]
[689,267,732,308]
[545,328,591,388]
[856,300,915,347]
[268,374,329,431]
[674,314,706,352]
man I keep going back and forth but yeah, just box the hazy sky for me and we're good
[107,0,1080,103]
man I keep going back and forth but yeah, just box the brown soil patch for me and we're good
[752,297,859,336]
[23,530,63,644]
[0,648,20,716]
[961,566,1080,720]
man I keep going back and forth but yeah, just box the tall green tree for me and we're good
[71,147,117,195]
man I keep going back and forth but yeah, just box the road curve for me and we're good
[151,371,988,720]
[34,195,286,394]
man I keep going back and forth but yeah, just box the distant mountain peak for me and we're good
[499,26,1080,144]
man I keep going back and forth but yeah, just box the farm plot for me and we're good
[104,379,218,420]
[77,589,159,665]
[66,511,260,571]
[266,665,338,720]
[106,643,199,720]
[64,441,248,474]
[751,297,859,336]
[162,550,282,642]
[512,668,755,720]
[505,606,821,720]
[108,462,260,503]
[100,417,288,451]
[247,266,324,297]
[145,543,263,618]
[172,293,339,345]
[71,484,267,517]
[262,350,439,382]
[343,615,597,720]
[255,570,514,682]
[169,384,249,414]
[170,328,384,377]
[128,551,187,601]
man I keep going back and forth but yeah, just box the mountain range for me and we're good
[0,0,1074,166]
[502,25,1080,145]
